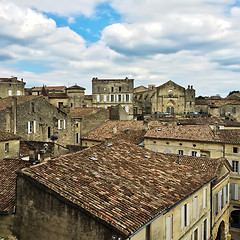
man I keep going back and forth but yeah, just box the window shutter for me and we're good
[196,152,200,157]
[129,94,131,102]
[125,105,129,113]
[202,222,204,240]
[63,120,66,129]
[223,186,226,206]
[27,121,31,134]
[58,120,61,129]
[188,151,191,156]
[218,190,222,212]
[228,182,230,202]
[203,188,206,209]
[183,150,186,155]
[166,215,172,240]
[206,218,209,239]
[181,205,184,229]
[186,203,189,226]
[235,184,239,200]
[213,195,216,218]
[193,197,198,219]
[33,121,36,133]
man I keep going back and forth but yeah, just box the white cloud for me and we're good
[68,17,76,24]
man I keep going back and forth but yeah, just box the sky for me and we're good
[0,0,240,96]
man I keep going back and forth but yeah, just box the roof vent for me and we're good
[90,157,98,161]
[157,127,162,131]
[104,136,112,146]
[144,155,151,159]
[126,128,130,133]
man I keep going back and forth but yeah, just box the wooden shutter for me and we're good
[27,121,31,134]
[223,186,226,206]
[166,215,173,240]
[58,120,61,129]
[213,195,216,218]
[235,184,239,200]
[33,121,36,134]
[203,188,206,209]
[181,205,184,229]
[186,203,190,226]
[228,182,230,202]
[218,190,222,212]
[63,120,66,129]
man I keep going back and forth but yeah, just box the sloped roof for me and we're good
[20,140,219,236]
[84,95,92,100]
[82,120,144,141]
[32,86,66,92]
[66,85,85,90]
[0,77,25,84]
[70,107,101,118]
[0,96,41,111]
[0,159,31,214]
[0,130,21,141]
[145,125,240,144]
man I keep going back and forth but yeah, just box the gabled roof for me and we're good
[0,96,41,111]
[81,120,144,141]
[0,159,31,214]
[20,140,219,236]
[0,130,21,142]
[0,77,25,84]
[66,85,85,90]
[157,80,185,90]
[70,107,102,118]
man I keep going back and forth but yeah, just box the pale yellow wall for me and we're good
[129,184,211,240]
[144,138,224,158]
[48,98,69,108]
[0,139,20,160]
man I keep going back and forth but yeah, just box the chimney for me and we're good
[104,136,112,146]
[213,122,219,135]
[176,156,181,165]
[12,97,17,134]
[113,126,117,134]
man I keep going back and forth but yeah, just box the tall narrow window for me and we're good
[192,228,199,240]
[126,94,130,102]
[203,188,207,209]
[181,203,189,229]
[48,127,51,138]
[218,190,222,213]
[193,196,198,219]
[231,183,239,200]
[8,90,12,96]
[119,87,122,92]
[178,150,184,155]
[96,95,100,102]
[5,143,9,153]
[202,219,208,240]
[111,95,114,102]
[192,151,197,156]
[111,87,114,92]
[104,95,107,102]
[125,105,129,113]
[118,95,122,102]
[17,90,21,96]
[233,161,239,172]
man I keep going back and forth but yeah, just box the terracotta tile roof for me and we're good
[66,85,85,90]
[145,125,240,144]
[0,96,41,111]
[0,77,25,84]
[178,117,240,127]
[145,125,222,142]
[84,95,92,100]
[32,86,66,92]
[0,159,31,214]
[20,140,218,236]
[82,120,144,141]
[70,107,102,118]
[0,130,21,141]
[112,129,146,145]
[195,98,240,107]
[48,92,68,99]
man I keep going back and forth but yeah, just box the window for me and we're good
[214,195,217,217]
[5,143,9,153]
[104,87,107,92]
[223,185,227,206]
[118,95,122,102]
[97,87,100,93]
[126,86,129,92]
[31,103,34,113]
[17,90,21,96]
[165,149,171,154]
[126,94,130,102]
[8,90,12,96]
[104,95,107,102]
[145,225,150,240]
[48,127,51,138]
[203,188,207,209]
[119,87,122,92]
[192,151,197,156]
[111,95,114,102]
[232,107,236,114]
[96,95,100,102]
[202,219,208,240]
[166,215,173,240]
[58,102,63,108]
[76,133,80,144]
[193,196,198,219]
[233,147,238,153]
[231,183,239,200]
[233,161,239,173]
[125,105,129,113]
[181,203,189,229]
[178,150,184,155]
[111,87,114,92]
[218,190,222,213]
[192,228,199,240]
[28,121,36,134]
[58,120,66,130]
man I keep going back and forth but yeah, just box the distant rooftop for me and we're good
[70,107,102,118]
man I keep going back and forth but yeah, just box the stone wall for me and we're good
[0,215,14,237]
[13,174,125,240]
[0,140,20,160]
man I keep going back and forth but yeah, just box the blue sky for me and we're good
[0,0,240,96]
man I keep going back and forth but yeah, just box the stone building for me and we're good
[0,96,74,146]
[13,140,229,240]
[83,95,92,107]
[69,107,109,145]
[144,123,240,234]
[0,159,30,237]
[0,130,21,160]
[92,77,134,116]
[0,77,25,98]
[134,80,195,116]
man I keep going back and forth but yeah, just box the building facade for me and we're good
[0,77,25,98]
[92,77,134,116]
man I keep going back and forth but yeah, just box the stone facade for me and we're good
[0,77,25,98]
[92,77,134,115]
[134,80,195,116]
[66,85,85,108]
[0,96,74,147]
